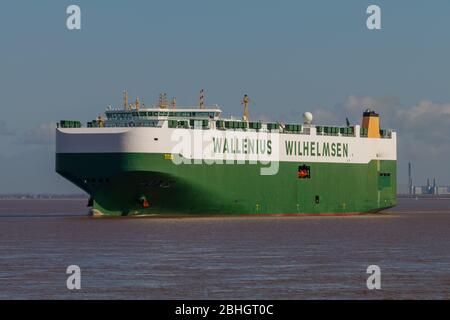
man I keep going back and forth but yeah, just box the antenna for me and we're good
[171,97,177,109]
[123,90,128,110]
[159,93,168,109]
[199,89,205,109]
[135,97,140,110]
[242,94,249,121]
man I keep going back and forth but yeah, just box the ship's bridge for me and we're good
[105,107,221,121]
[101,107,222,128]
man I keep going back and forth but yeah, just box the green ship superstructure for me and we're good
[56,92,397,216]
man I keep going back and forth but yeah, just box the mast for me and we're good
[135,97,140,110]
[123,90,128,110]
[159,93,168,109]
[242,94,249,121]
[199,89,205,109]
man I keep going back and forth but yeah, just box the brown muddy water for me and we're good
[0,198,449,299]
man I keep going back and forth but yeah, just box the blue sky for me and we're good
[1,0,450,193]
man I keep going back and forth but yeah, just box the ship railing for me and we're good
[58,120,82,128]
[101,121,164,128]
[379,129,393,139]
[168,119,208,129]
[359,128,393,139]
[316,126,356,137]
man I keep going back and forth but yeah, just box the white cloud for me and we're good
[313,96,450,141]
[20,123,56,145]
[397,101,450,144]
[0,121,14,135]
[311,95,450,187]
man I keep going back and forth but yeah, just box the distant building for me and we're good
[413,186,423,195]
[437,186,450,195]
[412,178,450,195]
[408,163,450,195]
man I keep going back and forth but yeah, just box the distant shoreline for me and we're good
[1,194,449,200]
[0,195,88,200]
[397,194,450,199]
[0,198,88,200]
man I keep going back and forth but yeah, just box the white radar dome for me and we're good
[303,112,313,124]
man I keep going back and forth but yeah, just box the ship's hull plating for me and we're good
[56,152,396,216]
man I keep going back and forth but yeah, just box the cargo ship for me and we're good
[55,91,397,216]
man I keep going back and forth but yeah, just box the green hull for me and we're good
[56,153,396,216]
